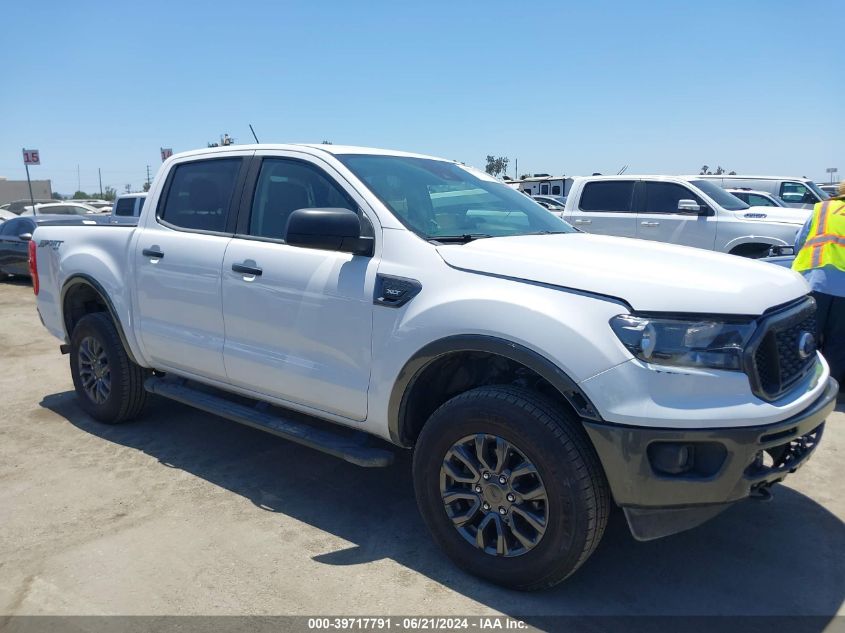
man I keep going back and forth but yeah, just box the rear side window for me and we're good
[579,181,634,212]
[115,197,136,216]
[643,182,705,214]
[159,159,241,232]
[747,193,776,207]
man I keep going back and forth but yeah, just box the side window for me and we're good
[552,185,561,195]
[579,181,635,212]
[780,182,817,205]
[643,182,705,214]
[732,192,749,203]
[115,197,136,216]
[136,198,146,215]
[540,184,549,194]
[748,194,774,207]
[159,158,242,232]
[0,219,21,235]
[248,158,355,240]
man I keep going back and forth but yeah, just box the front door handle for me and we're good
[142,247,164,258]
[640,221,660,227]
[232,262,263,276]
[573,219,592,225]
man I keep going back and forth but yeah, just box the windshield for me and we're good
[690,179,749,211]
[338,155,574,240]
[806,180,829,201]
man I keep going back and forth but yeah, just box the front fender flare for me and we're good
[387,334,602,447]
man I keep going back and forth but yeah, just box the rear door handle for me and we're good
[232,262,263,276]
[640,221,660,227]
[142,247,164,258]
[573,219,592,225]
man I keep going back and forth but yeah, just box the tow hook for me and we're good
[750,485,773,502]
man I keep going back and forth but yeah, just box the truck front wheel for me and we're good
[69,312,147,424]
[412,385,610,590]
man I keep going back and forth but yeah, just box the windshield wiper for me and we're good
[525,230,570,235]
[428,234,494,244]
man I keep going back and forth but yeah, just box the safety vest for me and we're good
[792,199,845,273]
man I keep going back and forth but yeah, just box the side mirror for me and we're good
[285,208,374,256]
[677,199,701,213]
[18,232,32,241]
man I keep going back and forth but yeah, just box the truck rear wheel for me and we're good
[412,385,609,590]
[69,312,147,424]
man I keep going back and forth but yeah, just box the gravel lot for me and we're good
[1,278,843,622]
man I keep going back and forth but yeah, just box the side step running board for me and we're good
[144,376,394,468]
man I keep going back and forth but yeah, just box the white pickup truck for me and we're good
[30,144,837,589]
[563,175,808,258]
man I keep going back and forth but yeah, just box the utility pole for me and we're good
[146,165,152,189]
[514,158,518,179]
[77,165,81,193]
[98,168,103,197]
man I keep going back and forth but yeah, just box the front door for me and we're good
[134,154,249,380]
[221,154,377,421]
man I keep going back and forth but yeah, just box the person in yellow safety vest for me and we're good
[792,181,845,396]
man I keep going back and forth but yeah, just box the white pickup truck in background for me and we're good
[563,175,808,258]
[29,144,837,589]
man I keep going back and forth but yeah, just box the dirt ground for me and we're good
[1,278,843,623]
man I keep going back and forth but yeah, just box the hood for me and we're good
[436,233,809,315]
[736,206,810,225]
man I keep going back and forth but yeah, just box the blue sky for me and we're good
[2,0,842,195]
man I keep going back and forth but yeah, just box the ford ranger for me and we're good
[30,144,838,590]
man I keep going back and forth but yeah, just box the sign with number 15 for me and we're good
[22,149,41,165]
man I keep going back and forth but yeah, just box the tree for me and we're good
[700,164,735,175]
[103,186,116,201]
[485,155,510,177]
[72,191,90,199]
[51,192,64,200]
[143,181,151,192]
[322,140,333,145]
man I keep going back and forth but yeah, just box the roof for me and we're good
[724,188,774,195]
[682,174,816,182]
[167,143,451,163]
[515,176,569,183]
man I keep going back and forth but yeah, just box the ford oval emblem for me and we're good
[798,331,816,359]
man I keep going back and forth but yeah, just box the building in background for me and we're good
[0,177,53,205]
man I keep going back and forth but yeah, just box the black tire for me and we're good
[413,385,609,590]
[69,312,148,423]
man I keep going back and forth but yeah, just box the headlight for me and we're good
[609,315,756,371]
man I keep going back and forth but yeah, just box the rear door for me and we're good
[134,153,250,380]
[636,181,717,250]
[565,180,637,237]
[220,152,377,420]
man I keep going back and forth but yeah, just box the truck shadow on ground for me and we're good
[42,391,845,624]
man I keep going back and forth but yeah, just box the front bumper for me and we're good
[583,377,838,541]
